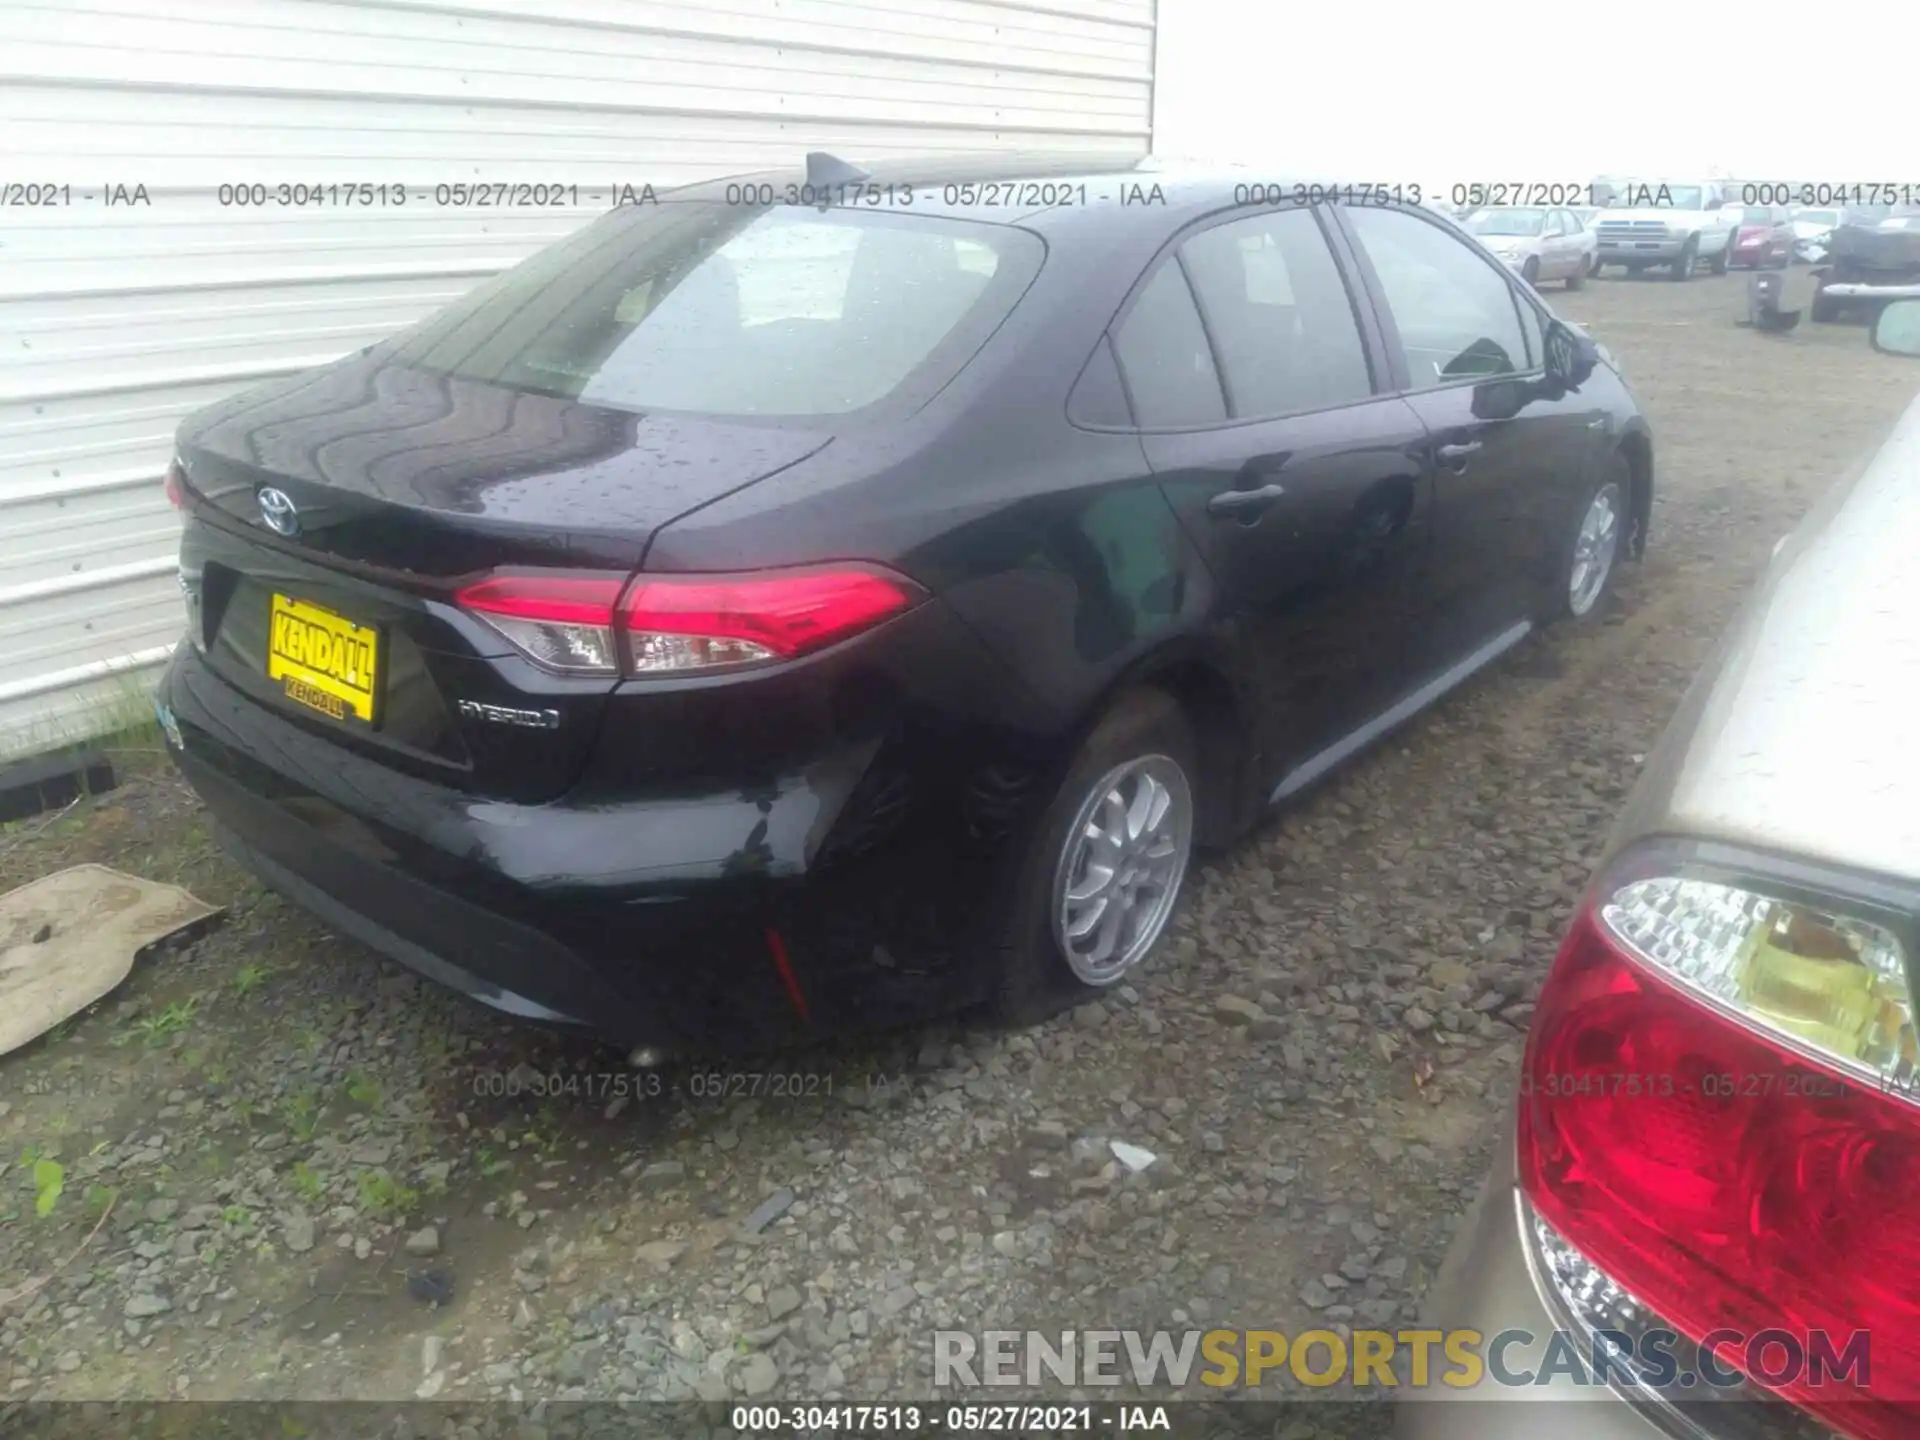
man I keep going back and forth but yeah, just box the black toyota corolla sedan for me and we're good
[157,153,1653,1059]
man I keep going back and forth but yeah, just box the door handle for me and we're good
[1435,440,1482,471]
[1207,482,1287,519]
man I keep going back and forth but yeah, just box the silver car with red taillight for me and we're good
[1398,299,1920,1440]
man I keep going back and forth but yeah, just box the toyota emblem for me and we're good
[257,486,300,536]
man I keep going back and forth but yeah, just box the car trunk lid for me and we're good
[174,353,831,804]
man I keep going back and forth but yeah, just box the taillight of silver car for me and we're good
[453,564,927,678]
[1518,838,1920,1437]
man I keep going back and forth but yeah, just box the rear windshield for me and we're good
[386,203,1044,419]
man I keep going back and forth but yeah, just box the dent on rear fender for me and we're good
[936,487,1203,708]
[466,741,881,889]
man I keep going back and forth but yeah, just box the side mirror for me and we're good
[1544,319,1601,387]
[1871,299,1920,357]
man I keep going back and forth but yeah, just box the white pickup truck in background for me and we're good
[1591,179,1740,279]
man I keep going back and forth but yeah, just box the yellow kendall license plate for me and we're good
[267,593,379,724]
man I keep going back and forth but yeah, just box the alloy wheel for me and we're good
[1569,481,1623,617]
[1051,755,1193,986]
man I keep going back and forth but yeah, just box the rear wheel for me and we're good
[991,688,1197,1024]
[1670,238,1697,281]
[1522,256,1541,287]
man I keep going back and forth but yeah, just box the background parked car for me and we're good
[1790,204,1845,261]
[1725,203,1795,268]
[1463,205,1598,289]
[1592,180,1738,279]
[1812,202,1920,322]
[1398,300,1920,1440]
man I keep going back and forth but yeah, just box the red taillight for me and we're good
[455,572,625,627]
[1520,903,1920,1435]
[163,460,187,509]
[455,570,625,675]
[454,565,923,678]
[620,566,923,675]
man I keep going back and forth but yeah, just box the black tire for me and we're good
[1671,238,1697,281]
[1709,235,1731,275]
[990,688,1198,1026]
[1547,454,1632,626]
[1810,280,1841,323]
[1522,256,1540,287]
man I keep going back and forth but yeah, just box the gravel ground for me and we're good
[2,272,1916,1422]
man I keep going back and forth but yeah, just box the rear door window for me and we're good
[388,205,1044,419]
[1111,262,1228,428]
[1177,208,1375,418]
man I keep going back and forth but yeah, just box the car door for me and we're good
[1111,204,1436,793]
[1539,210,1571,280]
[1331,201,1603,676]
[1557,209,1592,276]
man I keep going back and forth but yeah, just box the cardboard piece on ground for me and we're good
[0,864,222,1058]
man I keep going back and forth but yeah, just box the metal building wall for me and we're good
[0,0,1156,755]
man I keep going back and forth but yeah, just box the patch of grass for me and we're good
[356,1169,418,1220]
[475,1147,510,1178]
[294,1027,328,1059]
[84,1183,118,1218]
[120,999,198,1049]
[41,1015,79,1047]
[30,1156,65,1218]
[288,1162,325,1204]
[0,669,167,772]
[279,1089,322,1142]
[221,1204,255,1233]
[231,962,273,998]
[344,1072,384,1110]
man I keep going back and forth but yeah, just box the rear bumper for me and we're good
[1820,280,1920,299]
[161,641,1011,1054]
[1394,1146,1666,1438]
[1397,1146,1829,1440]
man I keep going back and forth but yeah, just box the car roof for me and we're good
[1616,389,1920,883]
[667,151,1319,231]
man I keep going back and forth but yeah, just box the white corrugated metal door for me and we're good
[0,0,1156,755]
